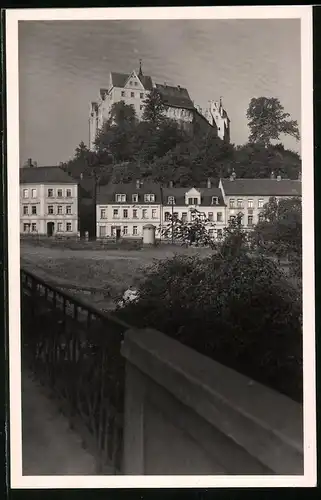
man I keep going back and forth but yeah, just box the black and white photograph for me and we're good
[6,6,316,488]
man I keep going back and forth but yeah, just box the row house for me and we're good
[219,174,302,228]
[20,163,78,236]
[96,180,162,239]
[161,179,227,240]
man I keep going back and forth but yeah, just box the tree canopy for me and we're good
[246,97,300,147]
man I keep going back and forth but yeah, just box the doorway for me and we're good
[116,228,121,240]
[47,222,54,237]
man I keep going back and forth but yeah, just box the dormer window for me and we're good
[168,196,175,205]
[144,194,155,203]
[116,194,126,203]
[211,196,218,205]
[188,197,198,205]
[132,194,138,203]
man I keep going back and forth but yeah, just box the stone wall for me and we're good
[121,328,303,475]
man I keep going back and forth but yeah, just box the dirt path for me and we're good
[22,370,101,475]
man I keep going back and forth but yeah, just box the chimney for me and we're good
[27,158,33,168]
[271,171,275,179]
[207,178,211,189]
[80,173,83,180]
[169,180,173,188]
[136,179,141,189]
[230,171,236,181]
[277,174,282,181]
[177,85,181,91]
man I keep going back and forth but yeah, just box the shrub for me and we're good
[117,253,302,402]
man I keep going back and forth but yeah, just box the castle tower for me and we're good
[209,98,230,143]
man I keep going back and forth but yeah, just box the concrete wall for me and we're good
[121,328,303,475]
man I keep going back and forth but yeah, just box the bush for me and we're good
[117,253,302,402]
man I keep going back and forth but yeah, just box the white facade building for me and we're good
[96,180,162,239]
[20,164,78,236]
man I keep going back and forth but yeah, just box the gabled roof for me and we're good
[221,178,302,197]
[155,84,195,110]
[162,186,225,207]
[110,72,153,91]
[20,167,77,185]
[97,181,162,205]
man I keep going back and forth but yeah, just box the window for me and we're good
[229,199,235,208]
[66,222,72,232]
[100,209,106,219]
[131,92,135,98]
[31,223,37,232]
[248,199,254,209]
[57,205,63,215]
[23,223,30,232]
[208,212,214,221]
[173,212,178,220]
[116,194,126,203]
[152,209,157,219]
[23,189,28,198]
[217,229,223,239]
[142,209,147,219]
[165,212,170,222]
[47,188,53,198]
[188,197,198,205]
[237,199,244,209]
[121,91,125,97]
[133,226,138,235]
[31,205,37,215]
[66,189,72,198]
[211,197,218,205]
[57,189,63,198]
[31,189,37,198]
[23,205,28,215]
[66,205,72,215]
[133,209,138,218]
[258,199,264,209]
[259,213,264,222]
[123,226,128,235]
[140,93,144,99]
[144,194,155,203]
[130,80,133,86]
[123,209,128,218]
[132,194,138,203]
[182,212,187,222]
[48,205,54,214]
[217,212,223,222]
[167,196,175,205]
[113,209,119,219]
[57,222,63,232]
[134,81,138,86]
[248,216,254,226]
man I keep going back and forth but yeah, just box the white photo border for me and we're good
[6,5,316,489]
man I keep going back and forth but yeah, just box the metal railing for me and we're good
[21,268,133,474]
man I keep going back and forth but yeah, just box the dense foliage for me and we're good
[160,208,216,248]
[62,96,301,187]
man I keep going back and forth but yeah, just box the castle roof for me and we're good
[155,84,195,110]
[20,166,76,185]
[221,178,301,197]
[110,72,153,91]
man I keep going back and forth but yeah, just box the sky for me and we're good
[18,18,301,166]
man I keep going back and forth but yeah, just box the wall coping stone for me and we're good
[121,328,303,475]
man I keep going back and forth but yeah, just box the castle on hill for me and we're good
[89,61,230,149]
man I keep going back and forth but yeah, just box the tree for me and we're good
[142,88,167,124]
[109,101,137,127]
[218,213,249,258]
[160,208,216,248]
[251,196,302,275]
[247,97,300,147]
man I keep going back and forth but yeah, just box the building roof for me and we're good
[221,178,302,197]
[97,181,162,205]
[20,166,77,185]
[155,84,195,110]
[162,187,225,207]
[110,72,153,91]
